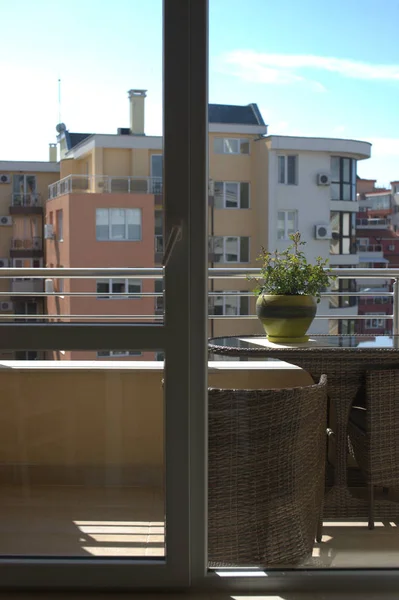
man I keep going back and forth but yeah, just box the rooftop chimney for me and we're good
[128,89,147,135]
[49,143,57,162]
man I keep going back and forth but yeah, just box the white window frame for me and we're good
[277,210,297,240]
[96,208,142,241]
[96,278,142,299]
[209,291,249,315]
[214,137,250,155]
[365,312,385,328]
[214,181,250,209]
[278,155,298,185]
[211,235,250,263]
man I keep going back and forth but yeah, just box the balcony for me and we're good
[356,217,390,229]
[10,279,44,294]
[9,193,42,215]
[0,266,397,568]
[10,237,43,258]
[48,175,163,200]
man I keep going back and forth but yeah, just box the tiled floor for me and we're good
[0,485,398,567]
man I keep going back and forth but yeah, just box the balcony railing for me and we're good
[10,237,43,251]
[0,267,396,337]
[357,244,383,252]
[48,175,163,200]
[11,193,41,207]
[356,218,389,227]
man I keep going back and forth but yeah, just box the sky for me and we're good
[1,0,399,185]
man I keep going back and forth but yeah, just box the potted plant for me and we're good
[250,232,335,343]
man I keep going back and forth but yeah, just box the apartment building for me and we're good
[356,178,399,335]
[0,154,59,358]
[44,91,371,356]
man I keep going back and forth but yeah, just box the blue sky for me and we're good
[1,0,399,184]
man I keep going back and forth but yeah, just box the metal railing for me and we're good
[356,218,389,226]
[0,267,396,333]
[10,237,43,251]
[11,193,41,207]
[48,175,163,200]
[357,244,383,253]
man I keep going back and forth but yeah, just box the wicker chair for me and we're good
[208,374,327,567]
[348,368,399,530]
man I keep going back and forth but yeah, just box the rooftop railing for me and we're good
[48,175,163,199]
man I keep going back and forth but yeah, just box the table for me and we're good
[208,334,399,519]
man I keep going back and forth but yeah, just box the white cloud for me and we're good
[218,50,399,88]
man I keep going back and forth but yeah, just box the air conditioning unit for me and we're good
[45,279,54,294]
[0,258,9,268]
[0,216,12,226]
[315,224,332,240]
[317,173,330,186]
[44,224,54,239]
[0,301,13,311]
[117,127,131,135]
[0,174,10,184]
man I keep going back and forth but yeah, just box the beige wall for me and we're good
[0,364,312,486]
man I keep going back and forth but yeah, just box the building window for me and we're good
[331,156,357,201]
[155,280,164,313]
[96,279,142,299]
[329,275,357,308]
[278,155,298,185]
[208,292,249,315]
[209,236,250,263]
[12,174,37,204]
[214,182,250,209]
[97,350,143,357]
[330,211,356,254]
[214,138,250,155]
[365,313,385,329]
[96,208,142,241]
[56,210,63,242]
[389,244,395,251]
[277,210,297,240]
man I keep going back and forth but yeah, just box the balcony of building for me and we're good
[356,217,390,229]
[48,175,163,202]
[10,237,43,259]
[9,193,43,215]
[0,266,397,569]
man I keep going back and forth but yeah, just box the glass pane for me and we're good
[128,279,142,298]
[240,295,249,314]
[26,175,36,194]
[97,280,110,298]
[239,237,249,262]
[342,183,351,201]
[342,237,350,254]
[240,139,249,154]
[342,158,350,182]
[110,209,126,240]
[96,208,109,240]
[330,238,340,254]
[214,138,223,153]
[225,237,238,262]
[225,182,238,208]
[342,213,350,236]
[240,182,249,208]
[278,156,285,183]
[287,156,297,184]
[155,211,163,235]
[127,208,141,240]
[224,294,238,315]
[277,211,285,239]
[213,236,223,262]
[151,154,163,178]
[224,138,239,153]
[214,181,224,208]
[287,211,296,234]
[331,156,340,181]
[331,182,340,200]
[213,295,223,315]
[330,211,340,233]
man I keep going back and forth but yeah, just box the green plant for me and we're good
[250,232,335,303]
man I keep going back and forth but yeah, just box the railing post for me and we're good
[394,278,399,347]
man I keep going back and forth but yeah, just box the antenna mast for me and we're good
[58,78,61,124]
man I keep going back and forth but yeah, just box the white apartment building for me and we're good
[263,136,371,334]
